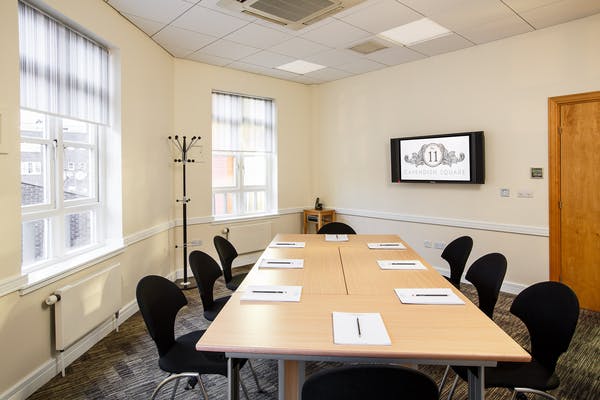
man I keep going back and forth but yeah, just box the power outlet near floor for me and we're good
[434,241,446,250]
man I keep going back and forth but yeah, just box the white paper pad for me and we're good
[325,234,349,242]
[377,260,427,270]
[269,241,305,248]
[259,259,304,269]
[332,312,392,345]
[367,242,406,249]
[394,288,465,305]
[241,285,302,302]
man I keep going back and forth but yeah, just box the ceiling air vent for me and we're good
[349,40,389,55]
[217,0,366,30]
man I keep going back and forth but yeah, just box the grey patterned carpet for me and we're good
[29,268,600,400]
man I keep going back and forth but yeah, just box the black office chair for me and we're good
[441,236,473,289]
[213,235,247,291]
[317,222,357,234]
[189,250,265,392]
[446,281,580,400]
[189,250,231,321]
[439,252,507,391]
[136,275,249,400]
[301,365,439,400]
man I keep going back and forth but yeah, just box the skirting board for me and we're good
[2,299,139,400]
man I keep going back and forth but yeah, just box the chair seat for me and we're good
[453,359,560,391]
[158,330,228,376]
[203,295,230,321]
[226,273,248,291]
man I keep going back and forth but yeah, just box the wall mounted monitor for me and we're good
[391,131,485,184]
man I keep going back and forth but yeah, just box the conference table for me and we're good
[196,234,530,400]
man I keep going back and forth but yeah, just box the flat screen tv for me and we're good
[391,131,484,184]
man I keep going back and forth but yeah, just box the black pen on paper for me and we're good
[252,290,285,294]
[356,317,362,337]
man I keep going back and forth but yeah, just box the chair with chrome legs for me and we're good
[439,252,507,393]
[189,250,265,393]
[446,281,580,400]
[136,275,250,400]
[213,235,247,291]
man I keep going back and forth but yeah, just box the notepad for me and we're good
[332,312,391,345]
[367,242,406,249]
[377,260,427,270]
[325,234,349,242]
[394,288,465,305]
[241,285,302,302]
[269,241,306,248]
[259,258,304,269]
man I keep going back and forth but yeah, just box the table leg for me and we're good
[467,366,485,400]
[278,359,305,400]
[228,358,240,400]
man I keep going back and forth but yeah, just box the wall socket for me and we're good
[500,188,510,197]
[424,240,432,248]
[434,241,446,250]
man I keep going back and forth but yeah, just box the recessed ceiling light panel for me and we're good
[276,60,326,74]
[378,18,451,46]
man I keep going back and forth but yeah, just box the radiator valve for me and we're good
[45,294,61,305]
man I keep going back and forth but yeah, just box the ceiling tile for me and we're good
[397,0,468,16]
[121,13,165,36]
[269,37,331,59]
[365,45,425,65]
[193,0,257,21]
[339,0,422,34]
[428,0,517,31]
[171,4,249,37]
[305,49,362,67]
[518,0,600,29]
[334,0,384,19]
[239,51,295,68]
[299,20,371,48]
[408,33,473,56]
[152,26,216,52]
[336,58,387,74]
[503,0,568,13]
[186,52,233,66]
[304,67,353,82]
[108,0,193,24]
[224,23,294,48]
[458,14,534,44]
[197,39,261,60]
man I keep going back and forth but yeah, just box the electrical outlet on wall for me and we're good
[424,240,432,248]
[434,241,446,250]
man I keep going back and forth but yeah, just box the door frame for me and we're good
[548,90,600,281]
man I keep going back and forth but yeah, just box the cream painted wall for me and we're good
[0,0,175,395]
[312,14,600,285]
[173,59,314,216]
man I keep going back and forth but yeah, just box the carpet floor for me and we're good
[29,268,599,400]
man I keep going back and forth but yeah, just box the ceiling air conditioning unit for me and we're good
[217,0,365,30]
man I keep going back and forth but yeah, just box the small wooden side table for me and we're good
[303,209,336,233]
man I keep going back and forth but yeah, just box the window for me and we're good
[19,1,110,273]
[212,92,277,218]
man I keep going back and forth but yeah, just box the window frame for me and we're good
[211,91,277,219]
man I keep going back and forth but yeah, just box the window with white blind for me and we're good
[212,91,277,218]
[18,1,111,273]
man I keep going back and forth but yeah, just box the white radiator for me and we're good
[227,222,272,254]
[49,264,121,374]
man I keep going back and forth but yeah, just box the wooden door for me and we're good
[549,91,600,311]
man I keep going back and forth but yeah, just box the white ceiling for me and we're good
[105,0,600,84]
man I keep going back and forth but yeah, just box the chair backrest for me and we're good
[441,236,473,289]
[213,235,238,284]
[465,253,507,319]
[317,222,357,234]
[301,365,438,400]
[510,281,579,373]
[136,275,187,357]
[189,250,223,309]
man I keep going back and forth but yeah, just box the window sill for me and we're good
[20,241,125,295]
[211,212,281,225]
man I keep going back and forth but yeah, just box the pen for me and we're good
[356,317,361,337]
[391,262,415,265]
[252,290,285,294]
[380,244,400,246]
[267,261,292,264]
[275,242,294,246]
[414,294,448,297]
